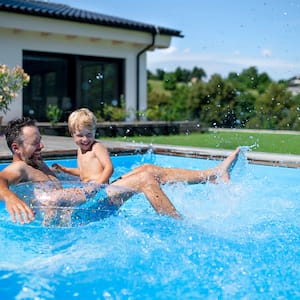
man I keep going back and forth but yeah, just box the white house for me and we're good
[0,0,182,124]
[287,75,300,96]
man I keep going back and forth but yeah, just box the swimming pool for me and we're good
[0,151,299,299]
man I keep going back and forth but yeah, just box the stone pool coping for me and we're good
[0,135,299,168]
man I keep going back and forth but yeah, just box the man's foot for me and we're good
[215,147,240,183]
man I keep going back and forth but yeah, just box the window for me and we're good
[23,51,124,122]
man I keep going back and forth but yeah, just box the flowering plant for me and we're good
[0,64,30,114]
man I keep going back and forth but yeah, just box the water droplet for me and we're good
[96,72,103,80]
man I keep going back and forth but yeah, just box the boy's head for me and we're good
[68,108,97,135]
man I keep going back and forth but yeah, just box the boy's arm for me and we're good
[93,143,114,184]
[0,164,35,223]
[52,163,80,177]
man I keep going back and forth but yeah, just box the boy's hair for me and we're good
[68,108,97,134]
[5,117,36,152]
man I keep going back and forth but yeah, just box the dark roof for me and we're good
[0,0,183,37]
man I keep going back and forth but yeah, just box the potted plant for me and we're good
[0,64,30,124]
[46,104,63,127]
[44,104,64,136]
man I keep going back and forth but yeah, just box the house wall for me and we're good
[287,76,300,96]
[0,12,172,123]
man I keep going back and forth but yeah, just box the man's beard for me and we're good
[25,156,42,169]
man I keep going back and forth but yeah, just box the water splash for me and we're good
[227,145,251,179]
[1,154,300,299]
[140,147,156,164]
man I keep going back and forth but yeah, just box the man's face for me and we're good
[18,126,44,161]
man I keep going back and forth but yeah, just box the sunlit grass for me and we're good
[102,131,300,155]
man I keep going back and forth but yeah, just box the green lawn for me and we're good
[102,131,300,155]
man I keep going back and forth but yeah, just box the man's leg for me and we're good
[108,147,240,218]
[109,169,181,218]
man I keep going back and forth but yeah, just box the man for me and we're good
[0,117,240,224]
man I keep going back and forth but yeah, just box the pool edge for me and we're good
[0,136,299,168]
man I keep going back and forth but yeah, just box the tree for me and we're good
[146,65,299,131]
[163,73,177,91]
[187,74,237,127]
[228,66,266,92]
[146,89,171,120]
[288,94,300,130]
[239,66,260,89]
[204,74,237,127]
[235,91,256,127]
[168,85,191,121]
[147,70,155,80]
[191,67,206,81]
[257,72,272,93]
[248,82,293,129]
[174,67,191,83]
[156,69,165,81]
[187,80,208,119]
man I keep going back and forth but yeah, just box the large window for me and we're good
[23,51,124,122]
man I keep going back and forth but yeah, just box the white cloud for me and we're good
[261,48,272,57]
[147,48,300,80]
[158,46,177,54]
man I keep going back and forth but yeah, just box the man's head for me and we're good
[5,117,44,161]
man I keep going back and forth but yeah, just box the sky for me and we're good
[53,0,300,81]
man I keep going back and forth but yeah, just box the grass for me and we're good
[148,79,164,92]
[102,131,300,155]
[148,79,172,96]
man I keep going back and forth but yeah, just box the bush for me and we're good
[96,98,128,122]
[46,104,62,126]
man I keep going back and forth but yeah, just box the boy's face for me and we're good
[72,127,96,152]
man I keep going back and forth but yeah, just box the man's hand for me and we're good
[5,195,35,224]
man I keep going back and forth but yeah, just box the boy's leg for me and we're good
[119,147,240,185]
[156,147,240,184]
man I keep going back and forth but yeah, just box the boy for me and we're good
[52,108,113,184]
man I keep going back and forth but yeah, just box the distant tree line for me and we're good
[146,66,300,130]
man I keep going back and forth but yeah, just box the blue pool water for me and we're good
[0,151,299,299]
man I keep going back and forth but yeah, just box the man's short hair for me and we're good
[5,117,36,152]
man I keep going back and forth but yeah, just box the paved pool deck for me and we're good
[0,134,299,168]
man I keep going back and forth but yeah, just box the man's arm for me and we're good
[0,164,35,224]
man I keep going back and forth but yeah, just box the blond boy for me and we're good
[53,108,113,184]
